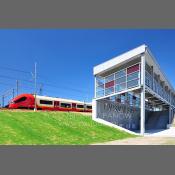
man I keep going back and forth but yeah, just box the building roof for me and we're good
[93,44,146,75]
[93,44,175,93]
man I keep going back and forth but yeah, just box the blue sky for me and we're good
[0,29,175,104]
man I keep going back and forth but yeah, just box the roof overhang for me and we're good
[93,44,175,94]
[93,44,147,76]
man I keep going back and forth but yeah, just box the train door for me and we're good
[72,103,76,111]
[54,101,60,109]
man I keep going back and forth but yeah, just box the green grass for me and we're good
[0,111,135,145]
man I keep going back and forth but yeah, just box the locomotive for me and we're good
[8,94,92,112]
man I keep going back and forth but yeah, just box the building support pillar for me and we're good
[140,54,146,135]
[92,99,97,120]
[169,106,172,125]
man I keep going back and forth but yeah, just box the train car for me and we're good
[8,94,92,112]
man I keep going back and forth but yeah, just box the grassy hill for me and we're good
[0,110,135,145]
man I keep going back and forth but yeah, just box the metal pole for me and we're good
[2,95,4,108]
[140,54,145,136]
[16,80,19,96]
[39,83,43,95]
[12,88,15,98]
[34,62,37,111]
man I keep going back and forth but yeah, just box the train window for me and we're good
[77,104,84,109]
[61,103,71,108]
[14,97,27,103]
[87,106,92,109]
[40,100,53,105]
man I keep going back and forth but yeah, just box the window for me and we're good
[40,100,53,105]
[127,79,139,88]
[77,104,84,109]
[116,76,126,84]
[60,103,71,108]
[127,64,140,74]
[14,97,27,103]
[115,69,126,79]
[105,87,114,95]
[87,105,92,109]
[105,74,114,83]
[105,80,114,88]
[105,75,114,96]
[96,77,105,86]
[116,83,126,92]
[96,90,104,98]
[96,85,104,91]
[127,71,139,81]
[126,64,140,89]
[115,70,126,92]
[96,76,105,98]
[145,71,153,88]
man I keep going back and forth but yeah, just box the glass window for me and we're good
[116,76,126,84]
[105,81,114,88]
[127,64,140,74]
[105,74,114,83]
[145,71,153,88]
[96,77,104,86]
[77,104,84,108]
[40,100,53,105]
[115,83,126,92]
[61,103,71,108]
[86,105,92,109]
[14,97,27,103]
[127,71,139,81]
[96,90,104,98]
[115,69,126,79]
[146,63,152,74]
[127,79,139,88]
[96,85,104,92]
[105,87,114,95]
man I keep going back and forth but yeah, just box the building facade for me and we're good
[92,45,175,135]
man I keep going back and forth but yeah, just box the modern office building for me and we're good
[92,45,175,135]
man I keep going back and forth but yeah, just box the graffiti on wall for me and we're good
[97,99,140,130]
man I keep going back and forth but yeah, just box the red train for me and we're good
[8,94,92,112]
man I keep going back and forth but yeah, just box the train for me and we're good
[8,94,92,112]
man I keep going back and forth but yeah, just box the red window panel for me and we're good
[105,80,114,88]
[127,64,140,74]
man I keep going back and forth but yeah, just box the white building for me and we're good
[92,45,175,135]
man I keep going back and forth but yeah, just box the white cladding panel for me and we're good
[35,95,92,105]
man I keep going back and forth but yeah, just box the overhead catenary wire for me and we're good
[0,65,91,106]
[0,65,90,93]
[0,73,90,94]
[0,65,31,74]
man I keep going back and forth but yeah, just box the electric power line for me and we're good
[0,65,91,99]
[0,66,30,74]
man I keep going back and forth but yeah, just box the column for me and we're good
[151,66,154,90]
[169,105,172,125]
[94,76,97,99]
[92,99,97,120]
[140,54,145,135]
